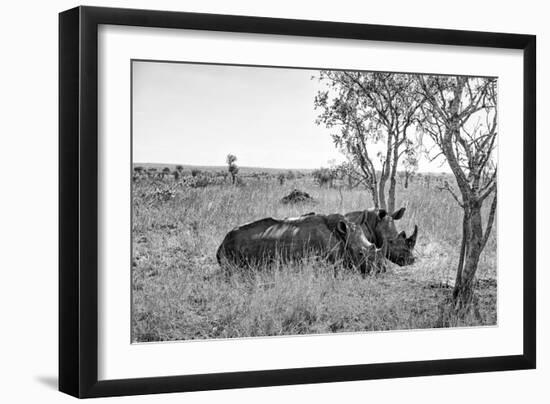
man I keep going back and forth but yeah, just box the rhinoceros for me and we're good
[345,207,418,266]
[216,213,384,274]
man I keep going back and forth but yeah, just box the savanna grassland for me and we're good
[132,168,497,342]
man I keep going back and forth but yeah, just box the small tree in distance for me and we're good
[402,144,419,189]
[312,167,334,188]
[226,154,239,184]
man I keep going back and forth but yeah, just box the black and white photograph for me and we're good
[131,61,498,342]
[1,0,545,401]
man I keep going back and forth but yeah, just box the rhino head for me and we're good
[346,207,418,267]
[333,213,385,274]
[386,224,417,266]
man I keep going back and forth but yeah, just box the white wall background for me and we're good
[0,0,546,402]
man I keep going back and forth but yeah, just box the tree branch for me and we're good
[437,180,464,208]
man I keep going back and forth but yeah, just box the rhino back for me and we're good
[218,215,342,266]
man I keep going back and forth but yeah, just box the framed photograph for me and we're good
[59,6,536,398]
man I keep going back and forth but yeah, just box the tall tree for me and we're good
[314,71,423,211]
[416,75,497,312]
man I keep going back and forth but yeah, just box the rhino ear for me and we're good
[392,207,406,220]
[336,220,349,237]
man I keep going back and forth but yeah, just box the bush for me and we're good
[312,167,335,187]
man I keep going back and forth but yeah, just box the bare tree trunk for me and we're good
[387,178,396,212]
[387,133,400,212]
[369,182,380,209]
[454,210,469,292]
[377,178,387,210]
[453,202,484,311]
[404,172,409,189]
[373,187,380,209]
[377,130,394,211]
[388,164,398,213]
[378,158,388,210]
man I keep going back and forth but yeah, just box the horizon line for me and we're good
[133,162,452,175]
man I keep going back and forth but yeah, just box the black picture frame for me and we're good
[59,5,536,398]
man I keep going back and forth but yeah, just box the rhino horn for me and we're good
[407,225,418,248]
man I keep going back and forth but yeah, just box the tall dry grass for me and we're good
[132,175,497,342]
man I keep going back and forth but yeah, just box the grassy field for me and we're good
[131,170,497,342]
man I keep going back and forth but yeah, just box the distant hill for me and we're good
[133,163,314,175]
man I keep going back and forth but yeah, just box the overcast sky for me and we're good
[132,61,450,172]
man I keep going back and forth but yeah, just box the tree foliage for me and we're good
[314,71,423,209]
